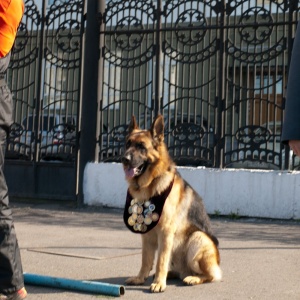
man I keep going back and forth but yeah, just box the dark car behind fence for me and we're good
[5,0,300,202]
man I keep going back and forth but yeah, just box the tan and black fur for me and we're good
[122,115,222,293]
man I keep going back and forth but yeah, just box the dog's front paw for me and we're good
[150,281,166,293]
[125,276,145,286]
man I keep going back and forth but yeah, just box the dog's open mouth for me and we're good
[124,163,147,179]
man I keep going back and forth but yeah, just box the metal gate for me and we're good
[97,0,300,170]
[5,0,85,201]
[5,0,300,202]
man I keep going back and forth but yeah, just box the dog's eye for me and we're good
[136,142,146,150]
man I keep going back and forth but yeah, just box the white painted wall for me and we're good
[83,162,300,219]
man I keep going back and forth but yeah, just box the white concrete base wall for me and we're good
[83,162,300,219]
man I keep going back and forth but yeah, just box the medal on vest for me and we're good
[123,179,174,234]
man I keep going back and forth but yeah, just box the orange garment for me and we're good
[0,0,24,58]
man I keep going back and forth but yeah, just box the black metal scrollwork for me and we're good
[115,16,144,51]
[46,0,82,68]
[10,0,40,68]
[226,0,286,62]
[238,7,273,45]
[163,1,218,63]
[175,9,207,45]
[56,20,81,53]
[235,126,271,145]
[9,123,24,139]
[110,124,128,145]
[104,0,155,67]
[172,123,204,143]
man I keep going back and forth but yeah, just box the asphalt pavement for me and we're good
[11,201,300,300]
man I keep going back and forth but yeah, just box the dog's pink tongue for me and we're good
[125,168,136,179]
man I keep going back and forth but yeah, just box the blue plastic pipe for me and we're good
[24,273,125,297]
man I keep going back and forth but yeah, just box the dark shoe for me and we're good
[0,288,27,300]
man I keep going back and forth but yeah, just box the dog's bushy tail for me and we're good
[210,264,222,282]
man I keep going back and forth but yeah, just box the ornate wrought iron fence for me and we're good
[97,0,300,170]
[5,0,300,202]
[4,0,85,201]
[5,0,300,201]
[6,0,84,163]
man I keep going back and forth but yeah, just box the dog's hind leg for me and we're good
[126,234,157,285]
[183,231,222,286]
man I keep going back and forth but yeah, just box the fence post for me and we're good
[77,0,104,205]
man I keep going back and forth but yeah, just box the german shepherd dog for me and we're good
[122,115,222,293]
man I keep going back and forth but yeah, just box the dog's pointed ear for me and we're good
[128,115,138,134]
[151,114,164,142]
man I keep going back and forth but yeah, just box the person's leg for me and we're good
[0,126,24,295]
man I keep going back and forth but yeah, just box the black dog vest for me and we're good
[123,179,174,234]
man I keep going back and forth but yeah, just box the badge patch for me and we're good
[123,179,174,234]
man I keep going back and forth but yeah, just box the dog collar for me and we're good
[123,178,174,234]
